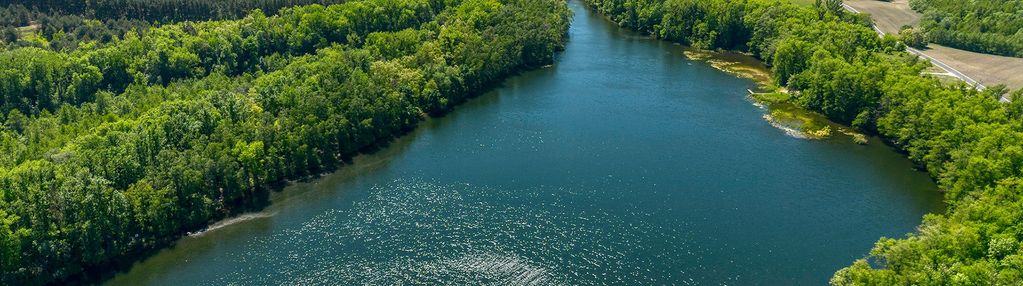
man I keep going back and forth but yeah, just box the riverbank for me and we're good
[680,48,869,143]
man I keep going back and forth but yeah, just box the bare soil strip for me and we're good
[844,0,918,34]
[844,0,1023,90]
[920,45,1023,91]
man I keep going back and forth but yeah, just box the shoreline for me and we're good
[679,47,870,144]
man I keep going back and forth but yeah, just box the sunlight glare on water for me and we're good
[209,179,703,285]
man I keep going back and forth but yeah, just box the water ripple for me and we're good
[205,178,695,285]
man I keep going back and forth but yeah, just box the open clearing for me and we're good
[15,24,40,38]
[844,0,1023,90]
[843,0,917,34]
[921,45,1023,90]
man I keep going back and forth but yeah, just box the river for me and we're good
[105,1,943,285]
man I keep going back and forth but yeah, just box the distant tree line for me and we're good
[0,0,449,116]
[910,0,1023,57]
[0,0,571,284]
[0,0,359,51]
[587,0,1023,284]
[0,0,347,22]
[0,4,151,51]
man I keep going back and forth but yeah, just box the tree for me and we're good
[815,0,844,20]
[1,27,16,43]
[898,27,928,48]
[0,210,27,275]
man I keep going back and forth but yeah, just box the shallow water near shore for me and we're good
[105,2,942,285]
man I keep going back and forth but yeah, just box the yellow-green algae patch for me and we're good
[754,93,867,143]
[683,48,774,89]
[761,101,832,139]
[684,48,868,143]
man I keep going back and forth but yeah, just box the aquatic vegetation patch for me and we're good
[683,48,774,89]
[761,103,832,139]
[750,91,791,104]
[683,49,867,143]
[757,99,871,143]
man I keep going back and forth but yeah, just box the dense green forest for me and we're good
[586,0,1023,283]
[0,1,356,52]
[910,0,1023,57]
[0,0,570,284]
[0,0,347,22]
[0,4,152,51]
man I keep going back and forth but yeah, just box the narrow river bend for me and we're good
[107,2,942,285]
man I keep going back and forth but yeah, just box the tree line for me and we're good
[0,1,357,52]
[586,0,1023,283]
[0,0,447,117]
[0,4,153,52]
[0,0,571,284]
[0,0,347,23]
[910,0,1023,57]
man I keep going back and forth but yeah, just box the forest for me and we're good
[0,0,355,52]
[910,0,1023,57]
[0,0,571,284]
[0,0,347,22]
[585,0,1023,283]
[0,4,151,52]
